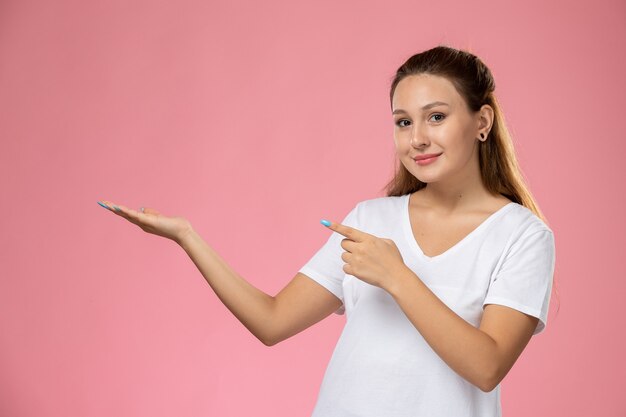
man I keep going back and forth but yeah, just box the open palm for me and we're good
[98,200,193,244]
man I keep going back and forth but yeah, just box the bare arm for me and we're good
[178,228,343,346]
[98,200,342,347]
[387,269,538,392]
[323,219,540,392]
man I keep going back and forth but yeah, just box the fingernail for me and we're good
[140,207,145,212]
[320,219,331,227]
[98,201,111,210]
[113,205,121,211]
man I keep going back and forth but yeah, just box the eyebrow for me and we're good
[392,101,449,115]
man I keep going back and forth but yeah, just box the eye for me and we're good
[429,113,445,122]
[395,119,411,128]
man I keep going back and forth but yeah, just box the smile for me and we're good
[414,153,441,165]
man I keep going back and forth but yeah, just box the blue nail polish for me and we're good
[320,219,331,227]
[113,205,121,211]
[98,201,111,210]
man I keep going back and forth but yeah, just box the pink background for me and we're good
[1,0,624,415]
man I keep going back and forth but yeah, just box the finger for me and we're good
[97,201,115,212]
[101,200,126,214]
[321,219,369,242]
[142,207,160,215]
[104,201,148,224]
[113,203,143,220]
[340,238,357,252]
[100,200,123,214]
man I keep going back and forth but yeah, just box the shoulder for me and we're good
[339,195,407,229]
[354,194,407,209]
[505,203,553,233]
[351,194,408,217]
[499,203,554,252]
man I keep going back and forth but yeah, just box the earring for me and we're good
[479,133,485,141]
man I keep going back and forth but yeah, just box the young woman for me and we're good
[98,45,555,416]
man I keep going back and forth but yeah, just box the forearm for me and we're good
[178,228,276,345]
[386,267,500,392]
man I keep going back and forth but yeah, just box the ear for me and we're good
[477,104,494,140]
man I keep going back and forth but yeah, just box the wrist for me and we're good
[175,224,196,248]
[385,266,418,298]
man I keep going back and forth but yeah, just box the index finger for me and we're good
[321,219,369,242]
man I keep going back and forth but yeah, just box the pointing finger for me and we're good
[320,219,369,242]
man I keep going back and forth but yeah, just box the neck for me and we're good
[418,159,493,213]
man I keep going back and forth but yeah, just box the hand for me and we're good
[323,220,408,292]
[98,200,193,244]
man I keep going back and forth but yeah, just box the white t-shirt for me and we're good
[299,194,555,417]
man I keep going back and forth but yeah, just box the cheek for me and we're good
[393,130,411,149]
[450,136,479,166]
[459,122,479,147]
[459,130,478,152]
[440,125,473,151]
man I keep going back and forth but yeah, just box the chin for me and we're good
[400,161,441,184]
[417,177,436,184]
[409,172,435,184]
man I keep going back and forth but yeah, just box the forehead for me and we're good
[392,74,463,111]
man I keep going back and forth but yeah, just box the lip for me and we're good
[413,153,442,165]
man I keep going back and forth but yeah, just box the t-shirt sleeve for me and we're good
[483,228,555,335]
[298,205,360,315]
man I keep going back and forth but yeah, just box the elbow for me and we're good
[259,331,283,347]
[261,337,278,347]
[475,367,504,393]
[477,377,498,393]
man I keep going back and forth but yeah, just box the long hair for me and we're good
[384,45,547,223]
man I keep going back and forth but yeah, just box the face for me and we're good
[391,74,487,186]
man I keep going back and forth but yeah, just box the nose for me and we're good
[410,125,429,148]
